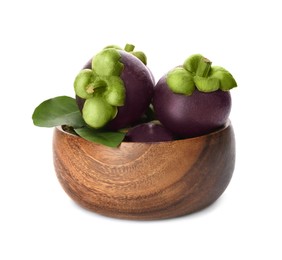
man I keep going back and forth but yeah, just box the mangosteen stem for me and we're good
[86,79,105,94]
[86,84,95,94]
[196,57,212,77]
[124,44,135,52]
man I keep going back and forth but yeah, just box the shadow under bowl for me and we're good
[53,121,235,220]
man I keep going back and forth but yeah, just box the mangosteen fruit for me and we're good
[153,54,237,138]
[74,44,154,130]
[124,122,175,142]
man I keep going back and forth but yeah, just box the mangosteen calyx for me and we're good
[104,43,147,65]
[74,48,126,129]
[166,54,237,95]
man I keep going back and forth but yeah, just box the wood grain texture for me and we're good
[53,122,235,220]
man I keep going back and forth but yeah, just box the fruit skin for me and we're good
[124,122,175,142]
[152,76,231,138]
[77,50,154,130]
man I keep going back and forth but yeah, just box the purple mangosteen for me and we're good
[124,122,175,143]
[152,54,237,138]
[74,44,154,130]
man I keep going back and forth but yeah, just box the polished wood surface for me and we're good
[53,122,235,220]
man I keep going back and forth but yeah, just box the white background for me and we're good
[1,0,281,259]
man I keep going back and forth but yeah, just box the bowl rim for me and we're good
[55,119,231,146]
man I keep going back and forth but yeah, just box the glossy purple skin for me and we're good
[77,51,154,130]
[152,76,231,138]
[124,122,175,143]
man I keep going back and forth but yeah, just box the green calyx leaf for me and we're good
[82,96,118,129]
[92,48,124,76]
[209,66,237,91]
[131,51,147,65]
[183,54,204,74]
[125,43,147,65]
[32,96,85,128]
[167,67,195,95]
[166,54,237,95]
[74,69,97,99]
[104,43,147,65]
[194,76,220,92]
[103,76,125,106]
[74,127,125,148]
[74,48,126,129]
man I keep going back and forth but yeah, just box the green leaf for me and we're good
[74,127,125,147]
[32,96,85,128]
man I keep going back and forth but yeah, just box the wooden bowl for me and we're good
[53,121,235,220]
